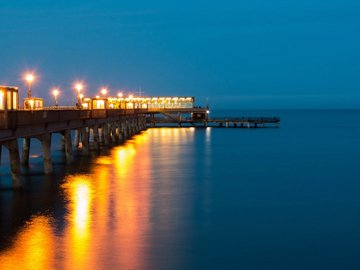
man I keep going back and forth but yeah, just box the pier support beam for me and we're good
[39,133,53,174]
[93,126,100,151]
[81,127,90,155]
[61,134,66,151]
[103,124,110,146]
[62,130,73,164]
[73,129,80,149]
[4,140,23,188]
[21,138,31,166]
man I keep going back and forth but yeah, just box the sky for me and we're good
[0,0,359,109]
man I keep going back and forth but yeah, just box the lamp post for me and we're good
[25,74,34,98]
[75,83,83,108]
[52,89,59,107]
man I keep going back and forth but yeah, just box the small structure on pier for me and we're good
[0,86,19,129]
[0,86,19,111]
[23,97,44,110]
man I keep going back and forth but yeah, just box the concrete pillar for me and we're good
[103,124,110,145]
[111,124,117,144]
[61,134,66,151]
[226,121,229,128]
[247,122,250,128]
[73,129,80,148]
[99,126,105,145]
[81,127,90,155]
[118,124,124,142]
[124,122,128,139]
[4,140,23,188]
[93,126,100,150]
[63,130,73,164]
[21,138,31,166]
[39,133,53,174]
[115,122,121,142]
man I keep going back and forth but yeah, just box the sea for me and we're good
[0,109,360,270]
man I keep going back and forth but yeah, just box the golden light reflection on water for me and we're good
[62,175,94,269]
[0,216,55,270]
[0,128,193,270]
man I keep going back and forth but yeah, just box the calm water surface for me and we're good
[1,110,360,269]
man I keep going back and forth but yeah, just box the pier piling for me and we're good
[39,133,53,174]
[62,130,73,164]
[21,138,31,166]
[4,140,23,188]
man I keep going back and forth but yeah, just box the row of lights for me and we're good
[24,72,129,106]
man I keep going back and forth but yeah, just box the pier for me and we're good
[0,86,280,188]
[147,108,280,128]
[0,107,147,188]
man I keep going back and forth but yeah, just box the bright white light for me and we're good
[52,89,59,97]
[26,74,34,82]
[75,83,83,92]
[101,88,108,96]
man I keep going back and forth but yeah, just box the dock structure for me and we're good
[0,86,280,188]
[146,108,280,128]
[0,107,147,188]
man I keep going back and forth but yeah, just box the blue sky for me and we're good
[0,0,359,108]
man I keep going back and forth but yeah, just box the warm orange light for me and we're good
[29,99,35,108]
[79,94,84,99]
[52,89,59,97]
[75,83,83,92]
[117,92,123,98]
[25,74,34,82]
[129,95,133,99]
[101,88,108,96]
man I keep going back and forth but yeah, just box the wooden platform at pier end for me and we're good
[146,108,280,128]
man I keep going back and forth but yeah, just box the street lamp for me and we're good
[52,88,59,107]
[101,88,108,96]
[74,83,83,107]
[25,73,34,98]
[117,92,123,98]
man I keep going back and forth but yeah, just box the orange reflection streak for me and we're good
[0,130,157,269]
[0,216,55,270]
[62,175,94,269]
[110,133,152,269]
